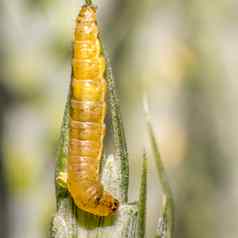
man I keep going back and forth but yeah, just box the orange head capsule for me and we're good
[92,192,119,216]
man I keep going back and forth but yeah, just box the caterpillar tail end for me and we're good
[56,172,68,189]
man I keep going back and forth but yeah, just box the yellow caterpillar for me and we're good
[58,4,119,216]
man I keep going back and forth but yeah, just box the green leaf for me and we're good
[55,94,70,202]
[103,53,129,203]
[137,152,147,238]
[144,98,175,238]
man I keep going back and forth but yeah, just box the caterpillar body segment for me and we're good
[66,4,119,216]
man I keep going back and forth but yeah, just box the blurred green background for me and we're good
[0,0,238,237]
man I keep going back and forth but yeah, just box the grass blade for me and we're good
[137,152,147,238]
[144,97,175,238]
[102,46,129,203]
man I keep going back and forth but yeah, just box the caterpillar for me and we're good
[67,4,119,216]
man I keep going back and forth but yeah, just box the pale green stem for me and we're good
[85,0,93,5]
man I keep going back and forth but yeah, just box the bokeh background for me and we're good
[0,0,238,237]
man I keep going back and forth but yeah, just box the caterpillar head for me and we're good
[93,192,119,216]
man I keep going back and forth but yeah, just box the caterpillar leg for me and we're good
[56,171,68,189]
